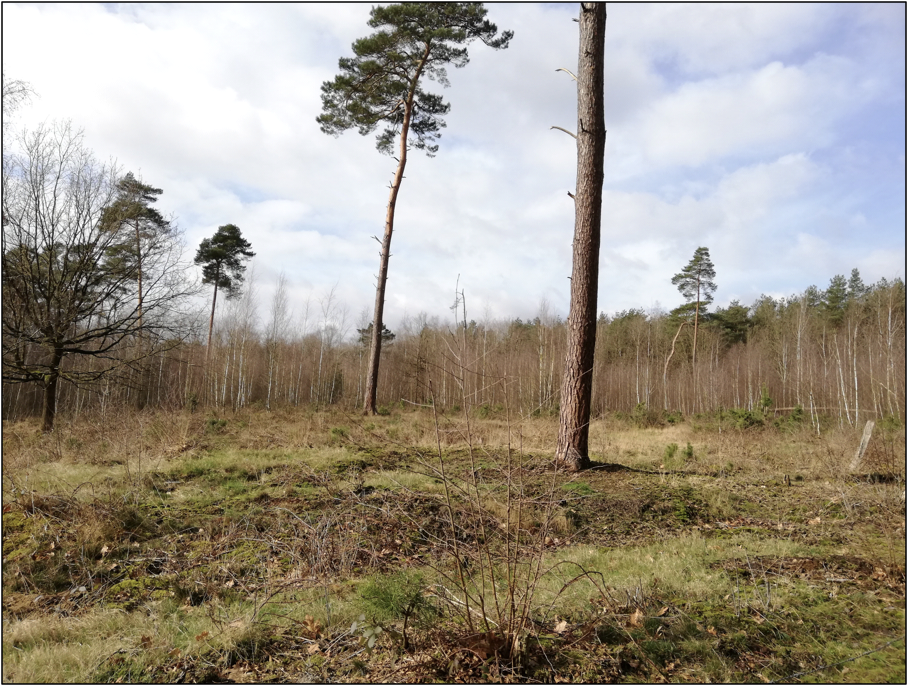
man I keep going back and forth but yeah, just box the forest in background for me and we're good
[4,268,903,429]
[2,69,904,433]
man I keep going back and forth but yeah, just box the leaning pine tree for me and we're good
[317,2,512,415]
[555,3,607,472]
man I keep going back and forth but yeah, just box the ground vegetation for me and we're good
[2,405,904,682]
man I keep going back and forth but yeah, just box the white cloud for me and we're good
[629,56,862,169]
[2,3,903,328]
[611,3,837,77]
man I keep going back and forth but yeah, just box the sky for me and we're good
[3,2,905,333]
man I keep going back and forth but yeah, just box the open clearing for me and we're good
[2,407,905,683]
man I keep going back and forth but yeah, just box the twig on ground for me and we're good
[769,635,906,683]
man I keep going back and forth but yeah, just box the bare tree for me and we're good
[555,3,607,471]
[226,267,260,410]
[265,272,291,410]
[2,73,35,143]
[1,121,193,431]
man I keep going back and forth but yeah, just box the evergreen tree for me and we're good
[671,246,717,366]
[357,322,396,347]
[823,274,848,327]
[712,300,751,345]
[802,284,824,309]
[668,301,699,326]
[318,2,512,415]
[194,224,255,356]
[100,172,173,325]
[847,267,867,302]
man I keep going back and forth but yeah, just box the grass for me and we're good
[2,405,905,682]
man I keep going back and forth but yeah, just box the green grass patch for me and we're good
[560,480,596,497]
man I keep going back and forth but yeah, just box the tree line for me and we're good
[3,267,903,429]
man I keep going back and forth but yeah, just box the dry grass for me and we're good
[2,406,904,683]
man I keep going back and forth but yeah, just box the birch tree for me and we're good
[265,272,291,410]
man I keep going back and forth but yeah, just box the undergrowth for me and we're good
[2,403,905,683]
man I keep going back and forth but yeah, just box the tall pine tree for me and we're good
[194,224,255,359]
[100,172,174,327]
[318,2,512,415]
[671,246,717,367]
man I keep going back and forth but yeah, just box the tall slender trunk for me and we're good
[357,347,364,408]
[295,353,304,406]
[222,336,231,408]
[236,329,248,410]
[645,324,652,408]
[746,346,754,410]
[795,295,807,406]
[266,354,274,410]
[538,327,545,410]
[884,290,897,418]
[868,327,880,418]
[135,219,144,328]
[364,45,431,415]
[852,320,859,423]
[157,352,164,408]
[315,333,325,407]
[663,321,686,411]
[183,351,193,408]
[555,3,606,471]
[833,331,852,427]
[692,296,700,367]
[205,269,220,366]
[481,326,487,405]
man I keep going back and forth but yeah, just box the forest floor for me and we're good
[2,405,905,683]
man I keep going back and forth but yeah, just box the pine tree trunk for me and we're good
[692,294,700,367]
[555,3,606,471]
[364,48,430,415]
[205,274,219,366]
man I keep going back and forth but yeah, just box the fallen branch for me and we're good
[770,634,905,683]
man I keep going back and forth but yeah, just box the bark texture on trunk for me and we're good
[363,48,430,415]
[41,348,64,433]
[692,295,700,366]
[555,3,606,471]
[363,122,409,414]
[205,275,219,367]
